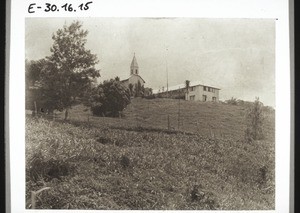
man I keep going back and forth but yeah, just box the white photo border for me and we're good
[8,0,291,212]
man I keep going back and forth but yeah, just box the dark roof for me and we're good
[121,74,145,83]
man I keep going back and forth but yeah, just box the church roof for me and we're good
[120,74,145,83]
[130,54,139,68]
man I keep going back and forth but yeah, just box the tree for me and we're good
[88,79,131,117]
[25,59,50,114]
[40,21,100,120]
[128,83,134,96]
[245,97,265,142]
[25,59,47,90]
[185,80,190,99]
[134,80,142,97]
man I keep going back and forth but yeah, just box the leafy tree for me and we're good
[245,97,265,142]
[25,59,50,113]
[185,80,190,99]
[226,97,238,105]
[134,80,143,97]
[40,21,100,120]
[25,59,47,89]
[128,83,134,96]
[185,80,190,92]
[88,79,131,117]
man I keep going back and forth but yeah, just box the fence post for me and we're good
[31,187,51,209]
[178,99,180,130]
[31,191,36,209]
[34,101,37,116]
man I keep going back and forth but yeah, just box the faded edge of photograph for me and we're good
[25,18,275,210]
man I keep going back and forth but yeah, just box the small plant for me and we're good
[190,185,204,201]
[245,97,265,142]
[258,165,268,185]
[225,97,238,105]
[120,155,130,169]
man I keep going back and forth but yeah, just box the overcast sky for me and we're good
[26,18,275,107]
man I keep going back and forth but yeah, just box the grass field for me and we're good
[26,98,275,209]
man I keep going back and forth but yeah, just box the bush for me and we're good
[245,98,264,142]
[88,79,131,117]
[145,94,156,99]
[225,97,238,105]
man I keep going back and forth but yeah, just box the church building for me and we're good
[121,54,145,93]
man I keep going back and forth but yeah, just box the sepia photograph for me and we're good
[24,17,276,210]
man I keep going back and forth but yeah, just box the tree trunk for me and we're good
[64,108,69,121]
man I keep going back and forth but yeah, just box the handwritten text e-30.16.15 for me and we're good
[28,2,93,13]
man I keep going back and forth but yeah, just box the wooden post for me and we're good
[34,101,37,116]
[31,187,51,209]
[178,99,180,130]
[31,191,36,209]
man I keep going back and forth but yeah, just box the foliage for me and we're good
[144,87,153,97]
[245,97,265,142]
[88,79,131,117]
[128,83,134,96]
[27,21,100,119]
[225,97,238,105]
[25,59,47,89]
[134,80,144,97]
[185,80,190,94]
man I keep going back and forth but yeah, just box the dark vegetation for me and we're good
[26,21,100,120]
[86,79,131,117]
[26,98,275,210]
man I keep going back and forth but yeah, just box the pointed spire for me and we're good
[130,53,139,75]
[131,54,138,68]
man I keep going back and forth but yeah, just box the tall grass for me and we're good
[26,98,275,209]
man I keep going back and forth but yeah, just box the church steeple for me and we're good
[130,53,139,75]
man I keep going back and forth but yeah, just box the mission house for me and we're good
[121,54,220,102]
[154,82,220,102]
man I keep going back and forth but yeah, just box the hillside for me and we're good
[26,98,275,209]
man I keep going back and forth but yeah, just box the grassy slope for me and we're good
[26,98,275,209]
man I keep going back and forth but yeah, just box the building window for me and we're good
[190,95,195,101]
[212,97,216,102]
[203,86,207,91]
[202,95,207,101]
[190,86,195,91]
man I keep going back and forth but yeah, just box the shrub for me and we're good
[88,79,131,117]
[120,155,130,169]
[145,94,156,99]
[225,97,238,105]
[245,97,264,142]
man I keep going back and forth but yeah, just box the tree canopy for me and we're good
[88,79,131,117]
[27,21,100,119]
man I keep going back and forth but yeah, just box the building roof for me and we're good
[130,54,139,68]
[153,80,220,94]
[120,74,146,83]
